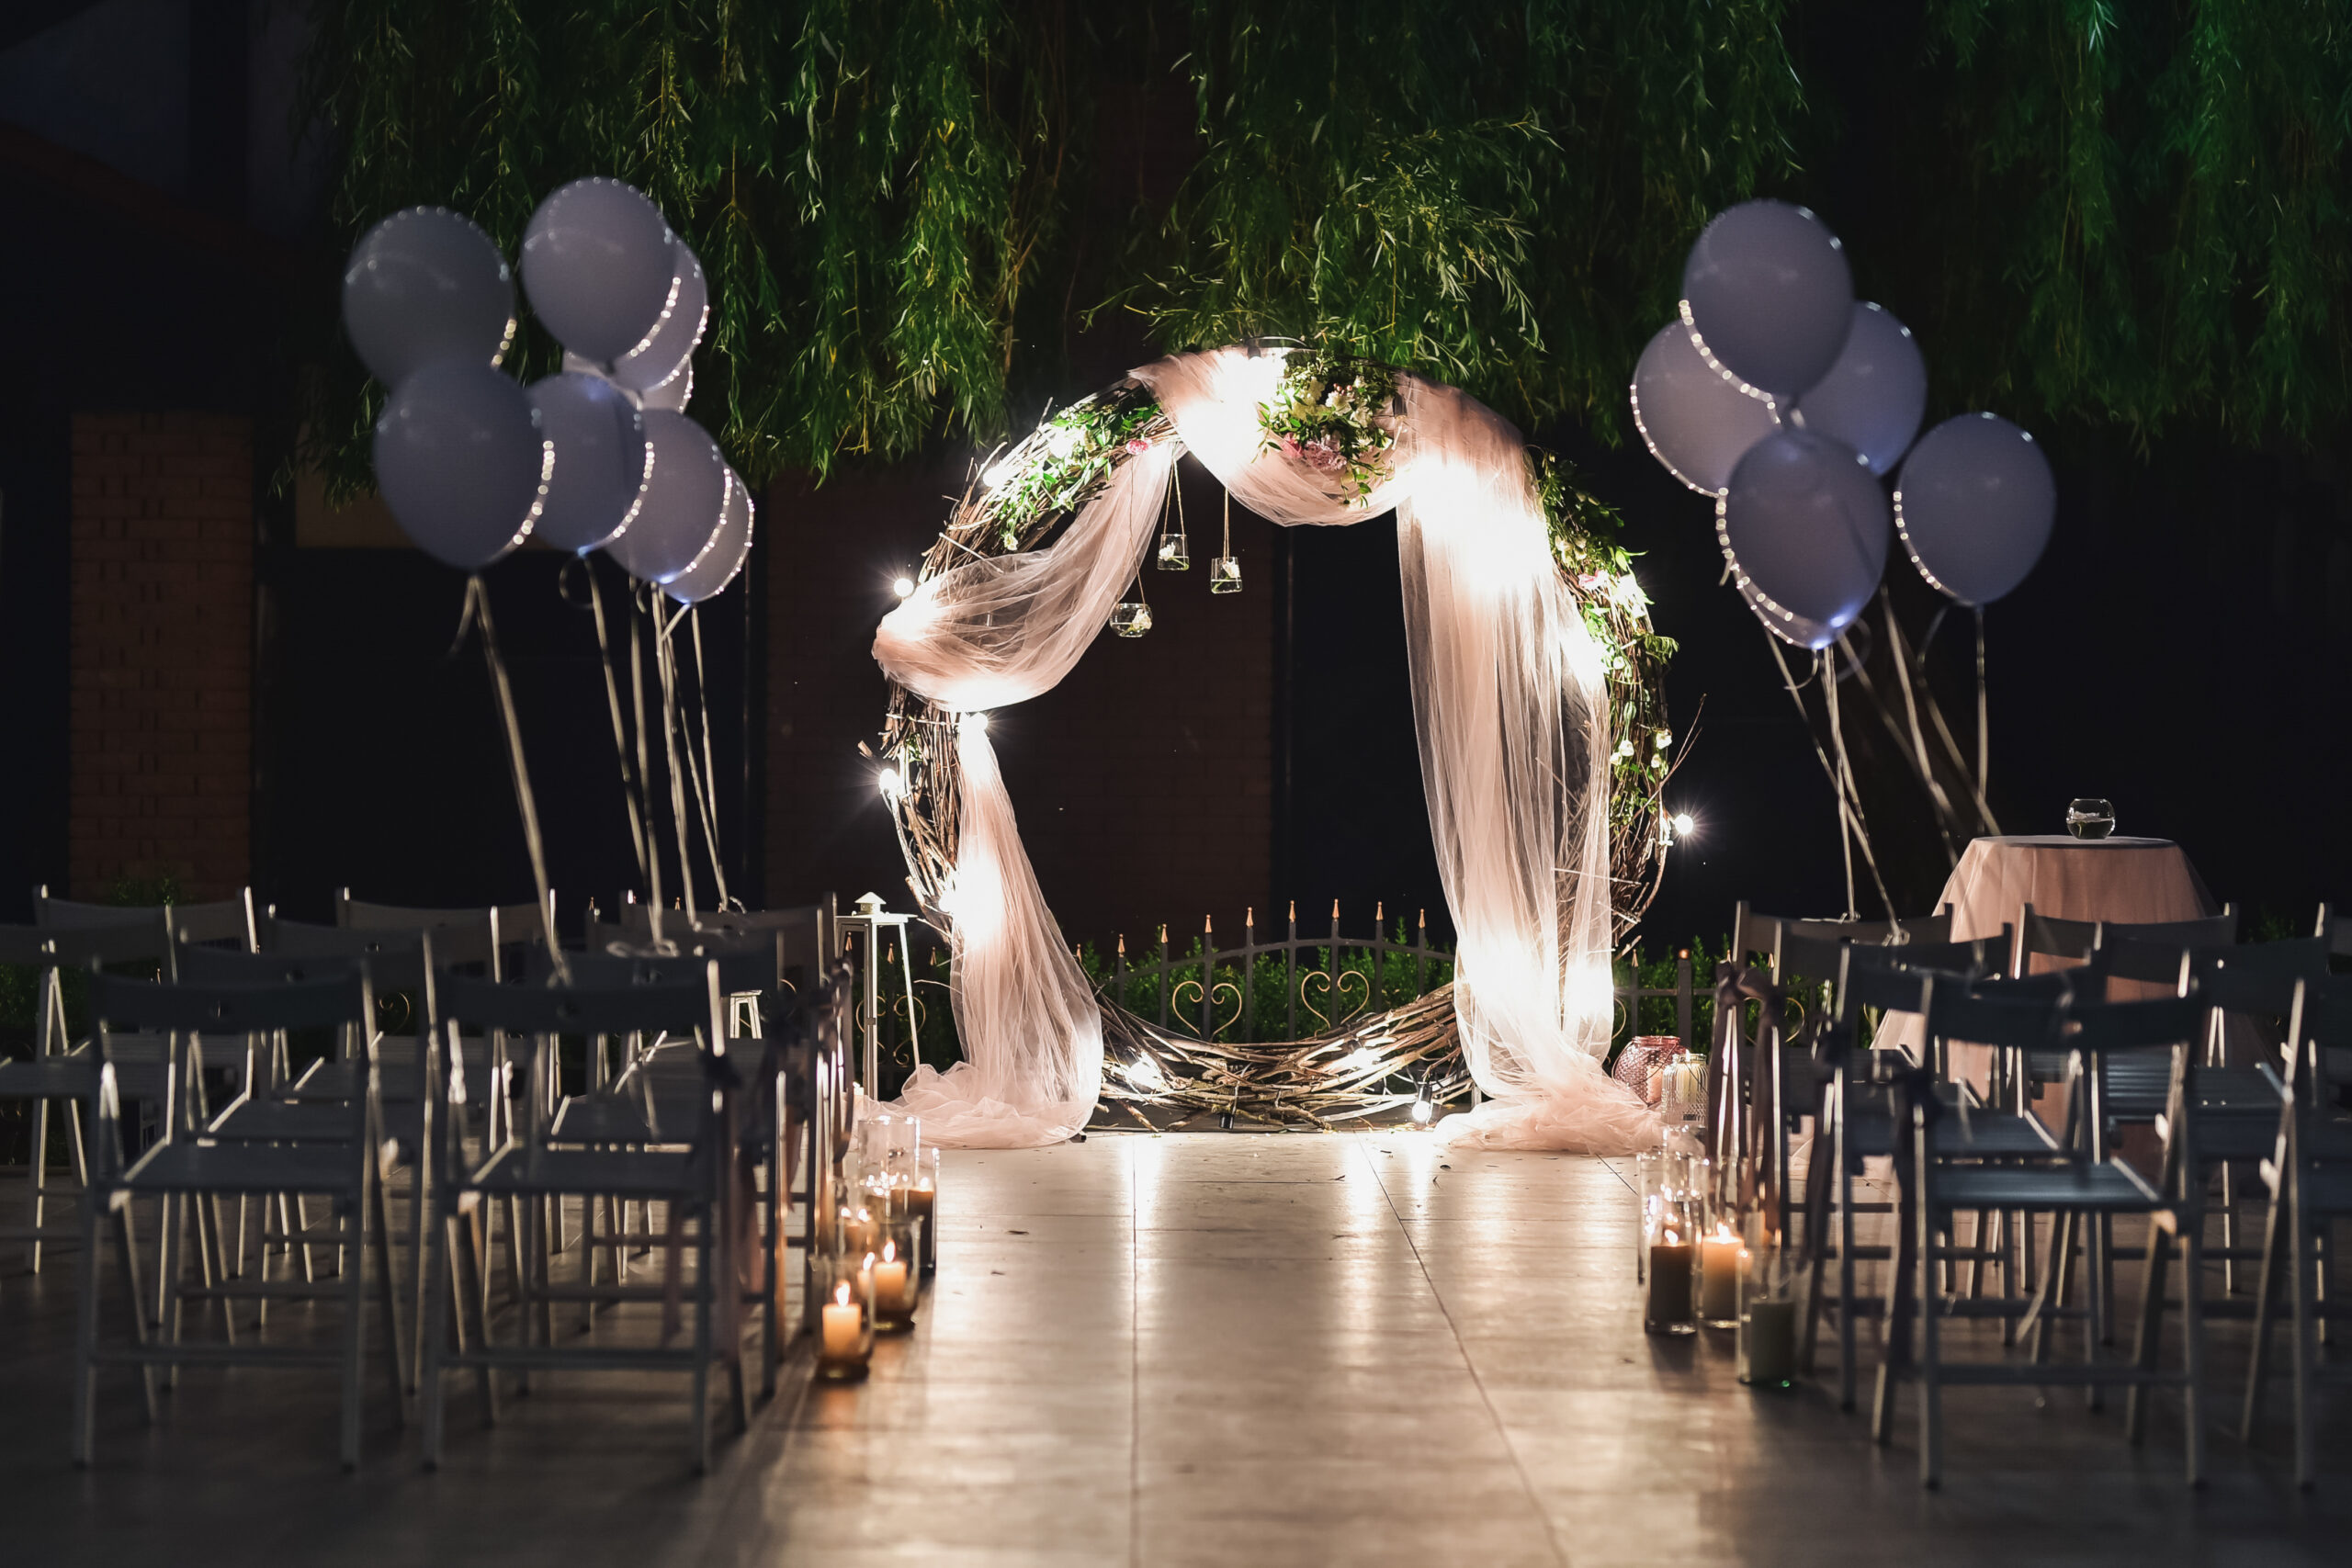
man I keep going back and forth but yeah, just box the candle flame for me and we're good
[881,1240,897,1264]
[1713,1224,1738,1243]
[1664,1228,1680,1247]
[833,1281,852,1307]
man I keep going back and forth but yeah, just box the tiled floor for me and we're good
[2,1134,2346,1565]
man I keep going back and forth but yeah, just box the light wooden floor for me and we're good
[1,1133,2346,1565]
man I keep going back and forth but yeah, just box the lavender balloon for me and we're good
[1630,321,1781,494]
[664,468,754,604]
[527,371,650,554]
[605,409,727,582]
[342,207,516,386]
[612,243,708,392]
[639,359,694,412]
[1681,200,1854,399]
[373,361,548,570]
[1790,302,1927,475]
[1894,413,2056,604]
[520,178,675,365]
[1716,427,1888,644]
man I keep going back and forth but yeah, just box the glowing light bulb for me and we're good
[1333,1047,1381,1077]
[892,575,915,598]
[1409,1096,1434,1125]
[878,766,904,801]
[1672,812,1696,839]
[1125,1056,1168,1093]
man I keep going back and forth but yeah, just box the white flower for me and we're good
[1045,426,1083,460]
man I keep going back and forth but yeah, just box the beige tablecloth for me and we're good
[1872,835,2222,1092]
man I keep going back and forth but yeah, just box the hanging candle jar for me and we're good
[1109,601,1154,637]
[1209,555,1243,594]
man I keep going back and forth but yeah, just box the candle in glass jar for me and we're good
[1645,1234,1695,1329]
[1663,1058,1705,1116]
[1740,1298,1798,1386]
[873,1241,911,1315]
[847,1205,878,1256]
[908,1178,936,1228]
[1700,1229,1743,1324]
[821,1282,862,1359]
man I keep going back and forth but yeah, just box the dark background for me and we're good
[1,3,2344,958]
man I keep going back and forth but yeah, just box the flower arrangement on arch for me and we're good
[1258,348,1400,504]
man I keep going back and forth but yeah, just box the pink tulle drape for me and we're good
[875,346,1657,1152]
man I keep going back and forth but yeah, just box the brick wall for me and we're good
[764,457,1276,953]
[68,413,252,901]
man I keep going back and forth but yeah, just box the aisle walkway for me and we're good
[2,1134,2345,1565]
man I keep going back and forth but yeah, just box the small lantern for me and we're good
[1110,601,1153,637]
[870,1224,922,1333]
[815,1245,876,1381]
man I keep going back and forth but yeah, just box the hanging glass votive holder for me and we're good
[1157,531,1190,570]
[1737,1227,1799,1389]
[1208,555,1243,594]
[870,1222,922,1333]
[815,1241,876,1381]
[910,1145,941,1277]
[1110,601,1153,637]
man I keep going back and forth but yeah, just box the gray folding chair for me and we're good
[2242,975,2352,1485]
[1878,984,2211,1486]
[72,967,400,1469]
[419,964,745,1473]
[0,921,174,1275]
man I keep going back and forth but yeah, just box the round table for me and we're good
[1872,834,2223,1083]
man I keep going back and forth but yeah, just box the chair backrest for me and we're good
[1787,907,1954,949]
[339,889,548,944]
[173,945,368,987]
[2184,938,2330,1016]
[2014,904,2099,972]
[2017,905,2235,979]
[532,934,781,1000]
[1739,900,1956,987]
[89,969,374,1037]
[2314,903,2352,958]
[432,968,722,1044]
[36,886,256,952]
[0,920,171,969]
[268,917,491,980]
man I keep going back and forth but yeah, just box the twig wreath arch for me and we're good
[872,344,1678,1151]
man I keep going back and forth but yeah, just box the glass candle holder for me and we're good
[1642,1176,1702,1336]
[910,1146,940,1277]
[870,1222,922,1333]
[1698,1198,1744,1329]
[1156,533,1190,570]
[2065,797,2116,840]
[1658,1049,1707,1125]
[1110,602,1153,637]
[815,1245,876,1381]
[1208,555,1243,593]
[1737,1233,1799,1389]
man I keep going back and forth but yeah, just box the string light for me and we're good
[892,575,915,598]
[878,766,905,801]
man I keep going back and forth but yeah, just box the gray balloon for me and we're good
[612,243,709,392]
[342,207,515,387]
[1681,200,1854,399]
[373,361,548,570]
[605,409,727,582]
[1631,321,1781,494]
[638,358,695,412]
[520,177,675,365]
[527,371,650,554]
[1894,412,2056,604]
[1731,565,1839,651]
[1716,427,1888,639]
[664,468,753,604]
[1790,302,1927,475]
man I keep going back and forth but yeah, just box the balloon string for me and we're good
[586,563,653,894]
[461,575,568,984]
[685,608,738,911]
[1868,595,1962,865]
[1974,607,1990,802]
[1821,647,1897,920]
[1764,630,1855,912]
[628,584,668,949]
[651,596,700,923]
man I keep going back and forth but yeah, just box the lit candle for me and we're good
[820,1281,862,1359]
[1645,1229,1695,1331]
[847,1206,878,1257]
[1663,1058,1705,1118]
[1700,1229,1743,1324]
[909,1179,938,1272]
[873,1241,911,1316]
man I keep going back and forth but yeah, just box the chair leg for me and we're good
[2290,1195,2317,1489]
[2241,1173,2289,1443]
[339,1197,366,1471]
[157,1192,185,1390]
[421,1201,451,1470]
[2182,1210,2208,1487]
[370,1158,409,1418]
[2219,1158,2240,1295]
[1838,1153,1859,1412]
[690,1216,714,1475]
[2125,1213,2173,1443]
[1919,1202,1942,1488]
[29,1096,51,1274]
[69,1188,107,1466]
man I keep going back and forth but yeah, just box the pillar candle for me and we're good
[873,1246,911,1316]
[820,1284,863,1359]
[1741,1299,1798,1386]
[1645,1241,1694,1328]
[1700,1232,1743,1323]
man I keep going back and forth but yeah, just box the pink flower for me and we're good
[1125,438,1151,455]
[1577,572,1605,592]
[1277,434,1304,458]
[1301,437,1345,472]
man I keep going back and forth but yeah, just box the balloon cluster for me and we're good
[342,181,753,604]
[1631,200,2053,648]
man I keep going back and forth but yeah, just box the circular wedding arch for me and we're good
[871,344,1675,1144]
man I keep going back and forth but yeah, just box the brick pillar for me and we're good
[68,413,253,902]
